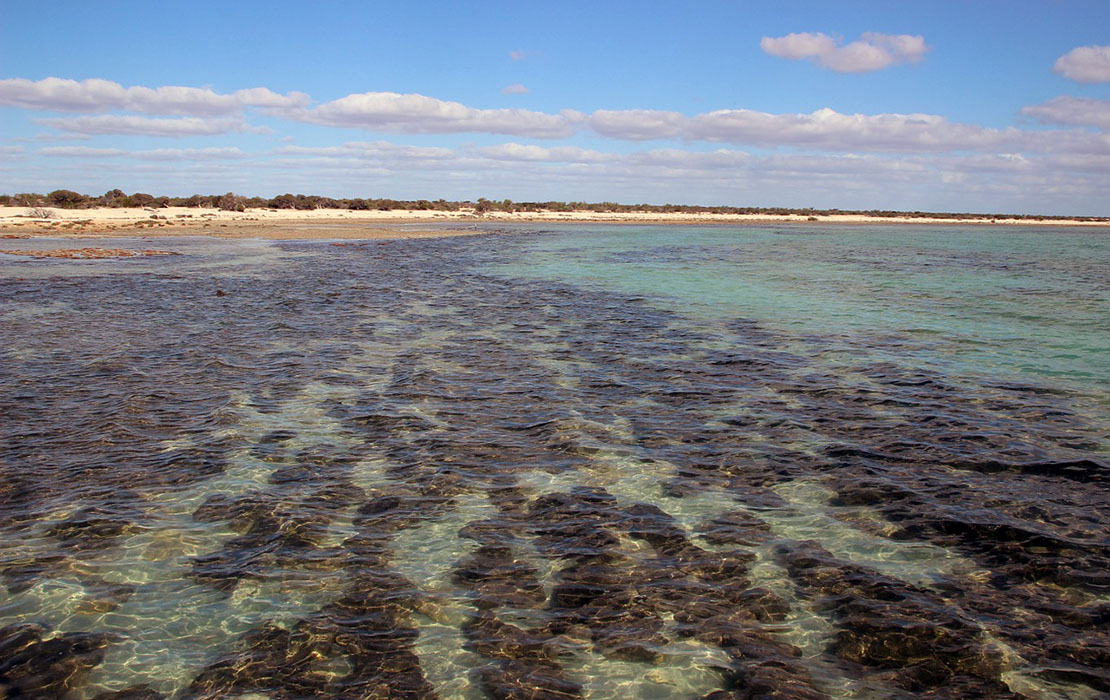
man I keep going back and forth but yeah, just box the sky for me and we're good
[1,0,1108,215]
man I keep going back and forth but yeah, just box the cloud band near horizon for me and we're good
[8,138,1105,215]
[2,77,1108,156]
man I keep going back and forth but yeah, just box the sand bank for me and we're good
[1,206,1106,240]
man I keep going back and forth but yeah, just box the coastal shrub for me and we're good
[48,189,89,207]
[99,189,128,207]
[217,192,247,212]
[11,193,44,206]
[29,207,56,218]
[170,194,217,208]
[268,193,298,209]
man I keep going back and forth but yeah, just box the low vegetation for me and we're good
[0,190,1105,222]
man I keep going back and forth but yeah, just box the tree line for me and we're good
[0,190,464,213]
[1,189,1105,222]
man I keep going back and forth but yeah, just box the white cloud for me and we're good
[281,91,1110,155]
[1021,96,1110,130]
[276,141,456,161]
[687,107,994,151]
[585,106,1110,155]
[133,147,251,161]
[627,148,751,170]
[760,32,928,73]
[2,76,1108,213]
[41,146,248,160]
[7,132,92,143]
[8,77,1106,160]
[35,115,266,137]
[11,138,1108,215]
[39,146,126,157]
[509,50,527,61]
[501,83,529,95]
[295,91,577,138]
[0,77,309,115]
[476,143,612,163]
[271,140,751,174]
[1053,45,1110,83]
[1041,153,1110,174]
[590,109,686,140]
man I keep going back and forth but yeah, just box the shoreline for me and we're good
[2,206,1108,240]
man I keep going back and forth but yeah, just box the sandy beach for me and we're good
[1,206,1107,240]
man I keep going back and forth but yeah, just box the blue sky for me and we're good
[2,0,1108,214]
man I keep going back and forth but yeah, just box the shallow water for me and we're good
[1,224,1107,699]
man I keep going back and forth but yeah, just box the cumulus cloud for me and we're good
[760,32,928,73]
[1053,45,1110,83]
[686,107,994,151]
[295,91,577,138]
[501,83,529,95]
[1021,96,1110,130]
[5,76,1110,210]
[282,91,1110,155]
[9,77,1105,159]
[0,77,309,115]
[36,115,266,137]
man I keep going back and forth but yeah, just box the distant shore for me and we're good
[2,206,1108,240]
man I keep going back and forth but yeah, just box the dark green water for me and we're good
[1,225,1107,699]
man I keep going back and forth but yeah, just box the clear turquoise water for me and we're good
[496,224,1110,393]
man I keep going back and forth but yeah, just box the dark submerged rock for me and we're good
[0,623,118,699]
[452,545,547,609]
[475,659,582,700]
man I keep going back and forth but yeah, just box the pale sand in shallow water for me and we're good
[1,206,1107,240]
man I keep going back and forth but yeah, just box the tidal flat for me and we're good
[1,224,1107,699]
